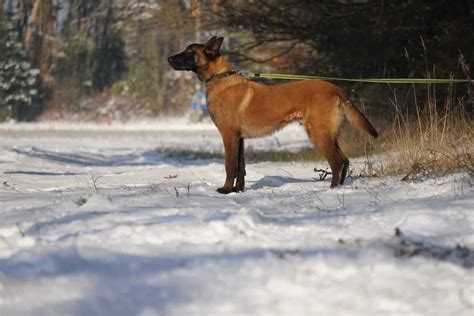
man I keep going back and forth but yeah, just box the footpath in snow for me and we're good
[0,120,473,315]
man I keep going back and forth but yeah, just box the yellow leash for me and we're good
[240,72,471,84]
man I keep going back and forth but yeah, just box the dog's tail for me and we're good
[338,90,378,138]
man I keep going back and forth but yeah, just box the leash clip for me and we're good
[239,71,260,78]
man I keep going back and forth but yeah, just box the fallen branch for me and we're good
[314,168,331,180]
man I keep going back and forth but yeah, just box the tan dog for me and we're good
[168,36,378,194]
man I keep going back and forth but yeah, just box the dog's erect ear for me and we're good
[205,36,224,59]
[206,36,218,45]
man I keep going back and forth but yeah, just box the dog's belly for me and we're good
[240,111,303,138]
[240,123,284,138]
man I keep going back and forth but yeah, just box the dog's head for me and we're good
[167,36,224,80]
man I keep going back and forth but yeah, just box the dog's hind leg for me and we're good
[234,138,246,192]
[336,146,349,184]
[315,135,347,187]
[337,141,350,185]
[306,124,348,188]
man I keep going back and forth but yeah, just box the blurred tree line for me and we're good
[0,0,206,121]
[0,0,472,122]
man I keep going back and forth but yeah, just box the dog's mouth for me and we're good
[167,52,196,71]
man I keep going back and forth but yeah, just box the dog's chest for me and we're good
[206,85,253,128]
[205,94,220,125]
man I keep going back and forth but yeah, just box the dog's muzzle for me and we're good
[167,55,181,70]
[167,52,196,71]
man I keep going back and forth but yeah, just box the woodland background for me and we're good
[0,0,472,122]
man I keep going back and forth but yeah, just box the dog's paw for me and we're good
[232,186,245,193]
[233,182,245,192]
[216,187,232,194]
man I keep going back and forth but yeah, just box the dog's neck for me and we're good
[199,56,233,82]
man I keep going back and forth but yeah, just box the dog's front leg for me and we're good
[217,130,239,194]
[234,138,245,192]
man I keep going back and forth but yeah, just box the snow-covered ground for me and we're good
[0,120,473,315]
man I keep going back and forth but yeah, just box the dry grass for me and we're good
[372,50,474,180]
[370,84,473,180]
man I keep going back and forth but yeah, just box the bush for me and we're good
[0,20,44,121]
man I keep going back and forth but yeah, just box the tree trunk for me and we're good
[0,0,4,19]
[40,0,58,86]
[24,0,42,50]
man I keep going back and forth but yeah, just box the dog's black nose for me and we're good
[167,56,173,64]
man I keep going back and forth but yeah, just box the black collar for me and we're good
[205,70,238,84]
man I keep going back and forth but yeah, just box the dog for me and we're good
[168,36,378,194]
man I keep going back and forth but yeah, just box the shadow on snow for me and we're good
[11,147,221,167]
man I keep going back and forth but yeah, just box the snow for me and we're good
[0,120,473,315]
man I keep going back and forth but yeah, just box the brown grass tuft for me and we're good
[371,84,473,180]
